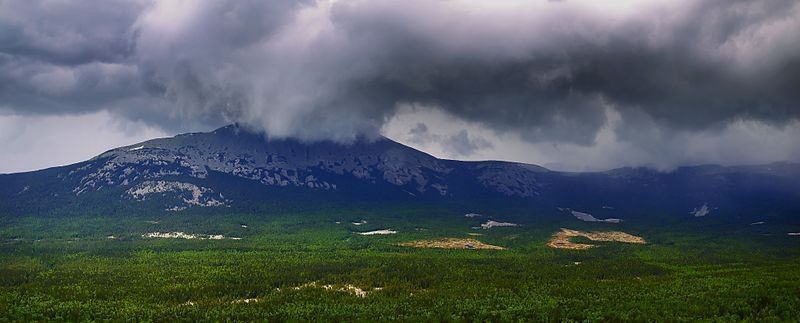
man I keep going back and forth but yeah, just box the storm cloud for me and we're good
[1,0,799,171]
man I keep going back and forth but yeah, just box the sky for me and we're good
[1,0,799,173]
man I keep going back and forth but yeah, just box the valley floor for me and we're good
[1,211,799,321]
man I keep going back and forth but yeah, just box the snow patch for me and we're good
[788,233,800,236]
[355,229,397,235]
[690,203,711,217]
[142,232,240,240]
[352,220,367,226]
[231,298,259,304]
[480,220,519,229]
[569,209,622,223]
[128,145,145,151]
[284,282,382,298]
[464,213,483,218]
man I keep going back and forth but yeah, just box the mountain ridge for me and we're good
[1,124,798,222]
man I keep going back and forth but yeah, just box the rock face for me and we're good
[127,181,227,211]
[2,124,800,220]
[75,125,447,196]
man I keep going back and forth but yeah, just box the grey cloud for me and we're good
[406,123,431,145]
[0,0,144,65]
[0,0,798,161]
[324,0,800,141]
[404,122,492,157]
[443,130,493,157]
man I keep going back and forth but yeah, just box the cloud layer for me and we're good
[1,0,799,170]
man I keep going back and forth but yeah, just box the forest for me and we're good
[1,208,799,321]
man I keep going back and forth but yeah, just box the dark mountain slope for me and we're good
[1,124,798,222]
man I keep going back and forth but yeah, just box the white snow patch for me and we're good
[480,220,519,229]
[107,235,116,239]
[788,233,800,236]
[570,210,622,223]
[231,298,259,304]
[142,232,236,240]
[464,213,483,218]
[352,220,368,226]
[690,203,711,217]
[750,221,766,225]
[128,145,145,151]
[285,282,382,298]
[355,229,397,235]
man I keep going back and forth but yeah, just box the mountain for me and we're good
[1,124,799,223]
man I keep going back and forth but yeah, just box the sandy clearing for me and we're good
[548,228,646,250]
[398,238,506,250]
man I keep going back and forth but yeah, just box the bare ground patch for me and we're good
[398,238,506,250]
[548,228,646,250]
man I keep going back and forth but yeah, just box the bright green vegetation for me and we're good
[1,210,799,321]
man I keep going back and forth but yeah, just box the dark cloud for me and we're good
[405,122,492,157]
[443,130,493,157]
[0,0,144,65]
[0,0,798,163]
